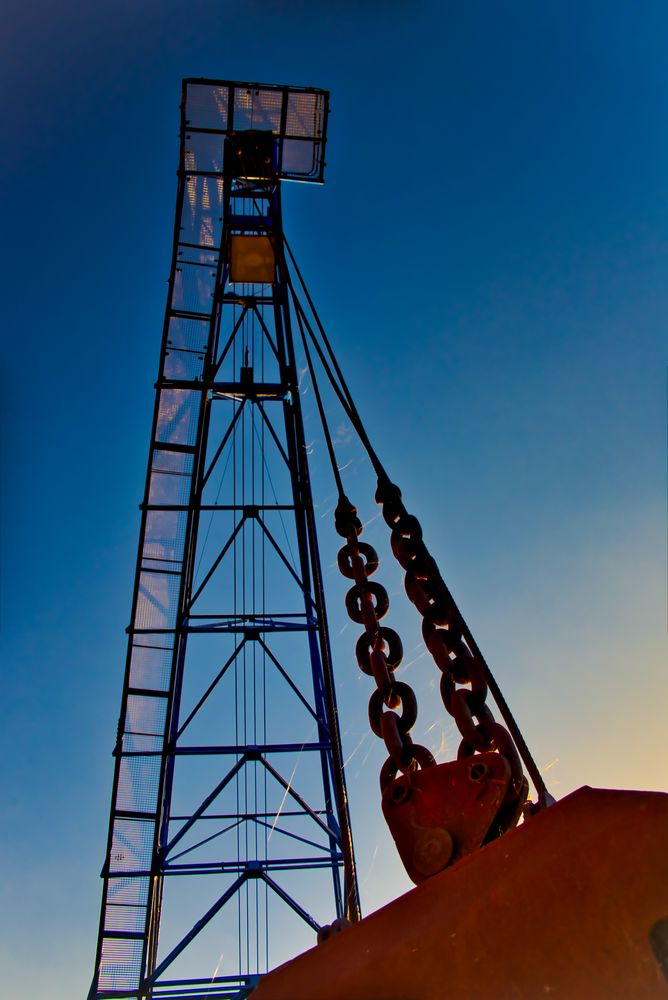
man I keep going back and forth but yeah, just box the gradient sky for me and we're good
[2,2,667,997]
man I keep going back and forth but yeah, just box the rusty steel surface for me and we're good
[251,787,668,1000]
[382,752,512,883]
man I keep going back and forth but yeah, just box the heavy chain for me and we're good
[335,496,436,780]
[374,478,529,830]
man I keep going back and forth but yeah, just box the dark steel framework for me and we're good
[89,79,359,1000]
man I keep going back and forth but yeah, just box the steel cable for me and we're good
[282,239,553,811]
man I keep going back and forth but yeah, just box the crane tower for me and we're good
[89,79,359,1000]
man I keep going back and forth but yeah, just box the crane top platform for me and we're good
[182,78,329,183]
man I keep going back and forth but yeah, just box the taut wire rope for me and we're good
[282,238,552,811]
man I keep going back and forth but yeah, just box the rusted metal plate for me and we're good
[251,787,668,1000]
[382,752,512,882]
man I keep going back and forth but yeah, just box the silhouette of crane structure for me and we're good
[89,79,359,1000]
[89,77,668,1000]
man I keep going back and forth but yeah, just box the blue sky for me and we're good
[1,2,667,997]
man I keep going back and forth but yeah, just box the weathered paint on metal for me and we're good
[251,786,668,1000]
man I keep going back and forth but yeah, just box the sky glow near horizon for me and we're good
[1,1,667,996]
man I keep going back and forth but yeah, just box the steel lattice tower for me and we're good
[89,79,359,1000]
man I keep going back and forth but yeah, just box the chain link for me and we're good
[335,495,436,779]
[375,478,529,824]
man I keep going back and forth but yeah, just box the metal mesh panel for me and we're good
[163,316,207,382]
[125,693,168,737]
[286,91,325,138]
[116,755,162,814]
[122,732,163,754]
[234,87,283,132]
[106,876,150,907]
[185,132,225,174]
[128,643,173,691]
[156,388,201,446]
[179,245,219,267]
[167,315,210,352]
[148,449,194,506]
[147,469,192,507]
[135,570,181,630]
[103,903,146,934]
[282,138,321,179]
[172,262,217,315]
[163,345,206,382]
[181,176,223,247]
[98,937,143,991]
[142,509,187,563]
[109,817,155,874]
[185,83,229,130]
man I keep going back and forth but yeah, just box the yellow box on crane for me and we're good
[229,234,275,284]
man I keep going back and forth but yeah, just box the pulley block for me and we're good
[381,752,512,884]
